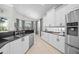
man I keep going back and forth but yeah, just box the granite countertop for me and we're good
[0,32,34,49]
[0,39,9,49]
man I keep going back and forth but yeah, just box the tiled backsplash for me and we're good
[45,27,65,32]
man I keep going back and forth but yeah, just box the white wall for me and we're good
[55,4,79,26]
[42,4,79,31]
[0,5,15,31]
[0,5,30,31]
[42,8,56,31]
[43,9,55,26]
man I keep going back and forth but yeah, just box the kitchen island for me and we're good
[0,30,34,54]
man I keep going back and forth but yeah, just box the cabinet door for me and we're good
[10,38,23,54]
[74,9,79,22]
[57,36,65,53]
[29,34,34,49]
[41,32,46,41]
[42,32,48,41]
[20,37,26,53]
[41,32,45,40]
[43,32,47,41]
[22,36,29,53]
[45,33,58,49]
[47,33,53,44]
[0,43,10,54]
[31,34,34,46]
[51,35,58,48]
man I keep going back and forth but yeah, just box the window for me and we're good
[14,19,19,31]
[0,17,8,32]
[22,20,25,30]
[25,21,33,30]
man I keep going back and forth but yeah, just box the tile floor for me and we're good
[27,35,61,54]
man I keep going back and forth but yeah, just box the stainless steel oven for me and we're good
[67,22,78,36]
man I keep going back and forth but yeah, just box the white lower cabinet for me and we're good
[22,36,29,53]
[41,32,65,53]
[0,43,10,54]
[29,34,34,48]
[0,33,34,54]
[10,38,23,54]
[10,36,29,54]
[57,36,65,53]
[50,35,58,48]
[41,32,49,42]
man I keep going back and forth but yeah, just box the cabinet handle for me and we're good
[0,52,3,54]
[57,38,59,41]
[21,38,25,41]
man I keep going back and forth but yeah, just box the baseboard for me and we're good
[25,48,30,54]
[25,44,34,54]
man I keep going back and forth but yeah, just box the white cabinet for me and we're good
[41,32,65,53]
[10,36,29,54]
[0,43,10,54]
[29,33,34,49]
[0,33,34,54]
[22,36,29,53]
[47,33,59,49]
[10,38,23,54]
[9,34,34,54]
[56,36,65,53]
[41,32,49,42]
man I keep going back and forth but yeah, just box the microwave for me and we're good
[67,22,78,36]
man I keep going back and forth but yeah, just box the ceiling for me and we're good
[13,4,62,21]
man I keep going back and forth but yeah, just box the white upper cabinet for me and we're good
[55,8,66,26]
[55,4,79,25]
[43,9,56,27]
[43,6,66,27]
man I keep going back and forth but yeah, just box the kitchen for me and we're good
[0,4,79,54]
